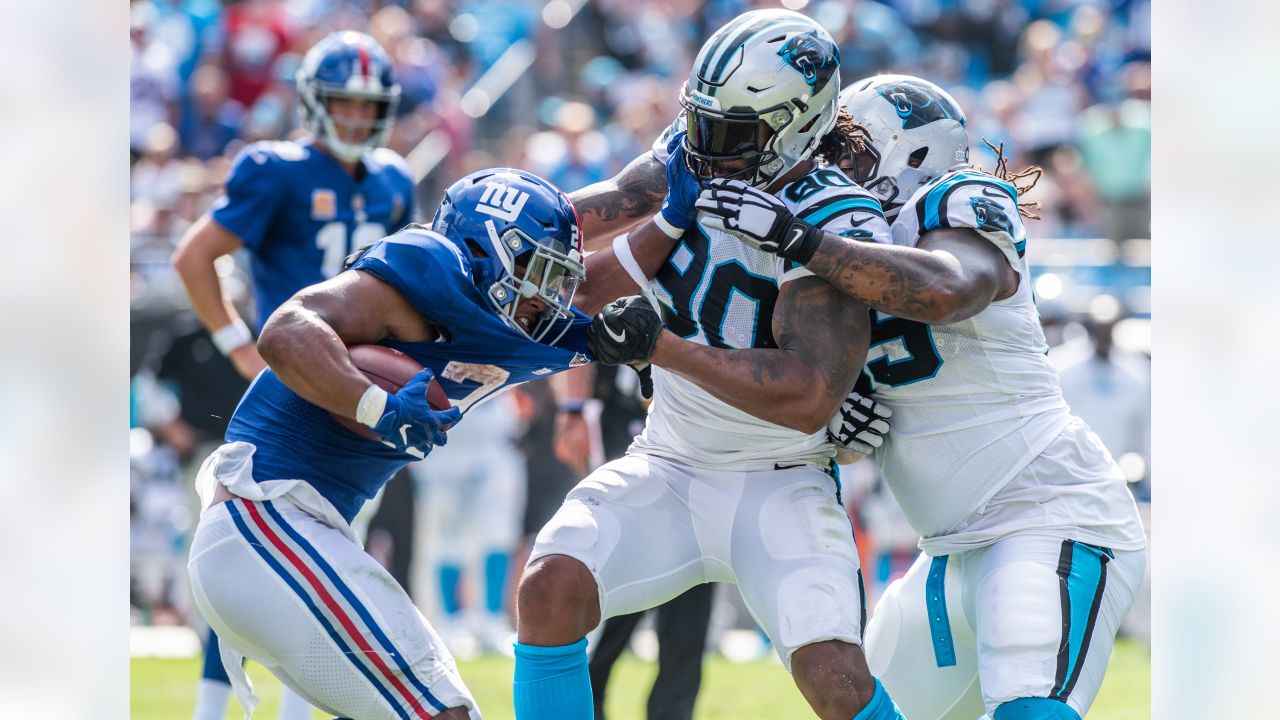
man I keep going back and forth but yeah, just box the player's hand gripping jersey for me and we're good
[211,139,417,327]
[866,168,1142,552]
[225,227,591,522]
[636,134,893,466]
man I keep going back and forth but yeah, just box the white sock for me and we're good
[193,679,232,720]
[277,686,314,720]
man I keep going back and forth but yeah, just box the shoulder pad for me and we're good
[370,148,413,176]
[240,140,308,165]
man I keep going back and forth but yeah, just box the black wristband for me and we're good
[557,401,585,415]
[779,218,824,265]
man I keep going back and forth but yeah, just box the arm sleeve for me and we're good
[209,143,286,250]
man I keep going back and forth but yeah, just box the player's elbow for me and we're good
[777,387,840,435]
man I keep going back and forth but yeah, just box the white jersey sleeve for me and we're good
[891,168,1027,269]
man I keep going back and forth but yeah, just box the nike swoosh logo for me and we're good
[399,424,411,445]
[787,226,805,249]
[981,187,1006,198]
[848,216,873,227]
[604,320,627,344]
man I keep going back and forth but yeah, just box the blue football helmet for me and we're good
[431,168,585,345]
[296,31,401,163]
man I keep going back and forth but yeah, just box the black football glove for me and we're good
[587,296,664,366]
[696,178,824,264]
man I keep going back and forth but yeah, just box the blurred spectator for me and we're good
[1050,299,1151,500]
[131,3,181,157]
[1078,61,1151,242]
[527,101,611,193]
[180,65,244,160]
[222,0,295,109]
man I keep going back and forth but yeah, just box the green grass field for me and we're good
[131,639,1149,719]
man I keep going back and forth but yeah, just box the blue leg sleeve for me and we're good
[439,564,462,616]
[513,638,593,720]
[201,627,231,683]
[994,698,1082,720]
[851,678,906,720]
[484,552,510,615]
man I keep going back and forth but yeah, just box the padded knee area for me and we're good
[994,697,1081,720]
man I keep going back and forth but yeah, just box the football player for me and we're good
[186,166,686,719]
[514,11,906,720]
[698,74,1147,720]
[172,30,415,380]
[171,30,415,720]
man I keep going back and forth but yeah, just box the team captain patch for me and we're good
[311,189,337,220]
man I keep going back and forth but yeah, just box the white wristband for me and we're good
[355,385,389,428]
[211,320,254,355]
[652,212,686,240]
[611,233,652,291]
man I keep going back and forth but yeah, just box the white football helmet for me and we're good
[839,74,969,214]
[680,9,842,189]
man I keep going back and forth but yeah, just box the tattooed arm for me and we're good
[648,276,869,434]
[803,227,1019,325]
[570,151,668,251]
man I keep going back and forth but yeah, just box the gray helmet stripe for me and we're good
[698,15,750,88]
[705,16,778,89]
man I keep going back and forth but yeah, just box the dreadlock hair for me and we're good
[975,137,1043,220]
[815,107,872,167]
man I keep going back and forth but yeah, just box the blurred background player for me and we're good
[554,363,715,720]
[409,393,526,658]
[171,30,413,720]
[699,74,1146,720]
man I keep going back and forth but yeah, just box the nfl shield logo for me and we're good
[311,189,337,220]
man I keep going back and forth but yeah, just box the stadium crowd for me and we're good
[129,0,1151,657]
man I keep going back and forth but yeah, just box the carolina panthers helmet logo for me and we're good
[777,32,839,95]
[877,81,964,130]
[970,196,1013,235]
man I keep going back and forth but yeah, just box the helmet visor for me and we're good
[496,229,585,344]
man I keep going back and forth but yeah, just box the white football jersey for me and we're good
[867,167,1141,552]
[630,164,893,468]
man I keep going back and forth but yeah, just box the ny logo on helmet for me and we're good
[777,31,839,95]
[476,182,529,222]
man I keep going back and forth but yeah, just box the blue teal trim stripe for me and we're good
[801,197,884,226]
[226,501,411,720]
[1051,540,1111,700]
[261,500,449,713]
[926,555,956,667]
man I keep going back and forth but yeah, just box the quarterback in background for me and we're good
[171,30,415,720]
[699,75,1146,720]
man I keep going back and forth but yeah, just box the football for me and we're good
[330,344,452,440]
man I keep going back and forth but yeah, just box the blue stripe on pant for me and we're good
[925,555,956,667]
[1050,540,1113,701]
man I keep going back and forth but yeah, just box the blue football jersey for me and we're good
[224,227,592,522]
[210,139,417,329]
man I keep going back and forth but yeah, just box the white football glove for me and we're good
[827,391,892,455]
[696,178,823,263]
